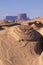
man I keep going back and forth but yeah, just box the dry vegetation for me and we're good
[0,17,43,65]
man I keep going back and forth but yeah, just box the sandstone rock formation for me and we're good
[0,17,43,65]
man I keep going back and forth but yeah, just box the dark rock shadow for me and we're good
[34,36,43,55]
[26,28,43,55]
[0,26,5,30]
[2,23,21,27]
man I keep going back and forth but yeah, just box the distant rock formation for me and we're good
[17,13,30,21]
[5,13,30,21]
[6,16,17,20]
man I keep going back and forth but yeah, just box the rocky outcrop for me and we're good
[0,24,43,65]
[0,17,43,65]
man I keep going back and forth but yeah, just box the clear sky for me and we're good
[0,0,43,20]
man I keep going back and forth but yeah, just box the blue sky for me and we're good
[0,0,43,20]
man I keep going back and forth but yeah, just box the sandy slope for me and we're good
[0,18,43,65]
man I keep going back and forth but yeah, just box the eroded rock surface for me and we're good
[0,19,43,65]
